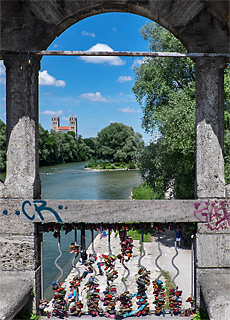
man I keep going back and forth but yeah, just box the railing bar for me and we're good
[1,50,230,58]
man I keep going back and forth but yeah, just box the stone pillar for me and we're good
[195,58,225,199]
[2,55,41,199]
[196,223,230,318]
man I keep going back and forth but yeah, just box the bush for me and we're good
[121,162,126,168]
[127,161,136,169]
[132,183,165,200]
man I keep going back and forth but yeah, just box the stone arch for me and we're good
[0,2,230,319]
[40,5,182,51]
[1,0,229,54]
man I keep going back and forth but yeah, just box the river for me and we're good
[39,161,141,298]
[1,162,141,298]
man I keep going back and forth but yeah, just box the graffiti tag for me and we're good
[194,200,230,230]
[21,200,63,222]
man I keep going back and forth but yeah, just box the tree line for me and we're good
[0,121,144,171]
[133,22,230,199]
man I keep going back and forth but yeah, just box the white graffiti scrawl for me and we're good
[194,200,230,230]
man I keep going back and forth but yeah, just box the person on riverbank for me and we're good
[66,285,77,310]
[82,261,93,278]
[97,254,103,275]
[176,225,183,248]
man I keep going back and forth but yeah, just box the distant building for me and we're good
[154,132,158,144]
[51,116,77,138]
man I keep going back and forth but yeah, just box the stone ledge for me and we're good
[200,269,230,320]
[0,276,32,320]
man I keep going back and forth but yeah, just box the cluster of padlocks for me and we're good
[38,222,195,318]
[67,275,83,315]
[153,279,166,315]
[85,276,102,316]
[51,281,68,318]
[102,285,117,317]
[135,266,150,316]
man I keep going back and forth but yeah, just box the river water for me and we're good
[39,161,141,298]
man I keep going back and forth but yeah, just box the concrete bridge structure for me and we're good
[0,1,230,319]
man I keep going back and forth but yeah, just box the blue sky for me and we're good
[0,13,156,144]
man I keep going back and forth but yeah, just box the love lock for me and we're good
[66,274,84,317]
[134,266,150,316]
[118,292,133,315]
[68,242,81,255]
[153,279,166,316]
[51,282,68,318]
[169,287,183,315]
[84,276,102,317]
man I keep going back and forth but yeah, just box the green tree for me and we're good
[84,137,97,158]
[133,22,196,198]
[39,124,59,166]
[133,22,230,198]
[76,135,95,161]
[97,122,144,163]
[0,119,6,172]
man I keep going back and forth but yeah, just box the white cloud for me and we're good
[0,61,5,76]
[79,43,125,66]
[53,44,59,48]
[118,107,141,113]
[0,61,6,84]
[40,110,63,115]
[80,92,109,103]
[62,116,69,121]
[39,70,66,87]
[117,76,132,83]
[112,27,116,31]
[130,58,146,69]
[82,30,95,37]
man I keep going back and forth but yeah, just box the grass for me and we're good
[132,183,163,200]
[14,310,40,320]
[115,227,154,243]
[127,229,154,242]
[162,270,174,309]
[193,310,210,320]
[85,159,137,170]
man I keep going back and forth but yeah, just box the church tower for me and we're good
[69,116,77,138]
[51,116,59,131]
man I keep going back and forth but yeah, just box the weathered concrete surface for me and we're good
[0,219,42,315]
[0,276,32,320]
[0,0,229,56]
[198,270,230,320]
[0,198,207,223]
[1,56,41,199]
[195,58,225,198]
[197,233,230,268]
[196,223,230,319]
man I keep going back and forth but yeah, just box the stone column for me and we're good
[2,55,41,199]
[195,58,225,199]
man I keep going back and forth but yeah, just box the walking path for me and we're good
[41,230,194,319]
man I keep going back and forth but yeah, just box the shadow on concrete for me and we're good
[153,230,193,251]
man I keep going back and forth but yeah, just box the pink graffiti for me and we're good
[194,200,230,230]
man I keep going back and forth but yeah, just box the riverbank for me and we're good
[84,167,139,172]
[43,230,193,318]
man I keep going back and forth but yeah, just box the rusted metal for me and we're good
[1,50,230,59]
